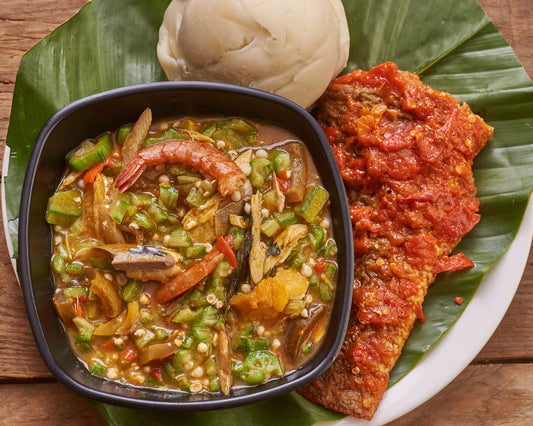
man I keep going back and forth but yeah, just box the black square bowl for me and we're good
[18,82,353,411]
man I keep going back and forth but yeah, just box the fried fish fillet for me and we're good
[298,62,493,419]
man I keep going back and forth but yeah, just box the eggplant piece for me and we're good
[53,291,76,324]
[284,304,327,362]
[138,340,180,365]
[215,199,245,237]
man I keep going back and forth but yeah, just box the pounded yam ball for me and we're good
[157,0,350,109]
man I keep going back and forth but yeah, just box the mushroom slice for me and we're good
[138,340,180,365]
[93,301,140,336]
[89,271,123,318]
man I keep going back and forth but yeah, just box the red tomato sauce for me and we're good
[300,62,493,419]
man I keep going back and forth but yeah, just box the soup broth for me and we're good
[47,110,338,394]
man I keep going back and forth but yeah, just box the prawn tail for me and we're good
[115,157,147,192]
[219,173,246,198]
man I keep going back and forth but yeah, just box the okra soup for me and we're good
[46,108,339,395]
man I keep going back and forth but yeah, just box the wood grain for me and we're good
[0,0,532,424]
[0,382,105,425]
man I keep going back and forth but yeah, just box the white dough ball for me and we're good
[157,0,350,109]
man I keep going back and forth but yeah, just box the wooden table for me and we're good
[1,1,532,424]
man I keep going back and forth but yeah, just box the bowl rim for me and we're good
[18,81,354,411]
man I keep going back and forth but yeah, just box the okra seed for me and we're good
[216,140,226,149]
[190,382,203,393]
[307,258,316,267]
[143,366,151,374]
[257,325,265,336]
[77,179,86,189]
[113,337,124,346]
[215,301,224,309]
[197,342,208,353]
[191,366,204,378]
[130,373,145,385]
[231,191,242,202]
[241,284,252,294]
[271,339,281,350]
[140,310,151,322]
[300,263,313,278]
[53,225,63,233]
[104,273,114,282]
[139,293,150,305]
[184,361,194,371]
[301,309,309,319]
[134,328,146,338]
[305,294,313,304]
[158,174,170,183]
[261,208,269,218]
[244,203,251,215]
[206,294,218,305]
[106,368,119,380]
[320,218,331,229]
[255,149,268,158]
[163,235,171,245]
[53,236,63,245]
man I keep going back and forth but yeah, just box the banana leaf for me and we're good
[4,0,533,424]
